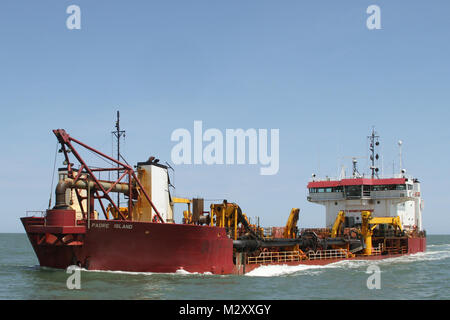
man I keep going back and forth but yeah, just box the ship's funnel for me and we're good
[133,158,174,223]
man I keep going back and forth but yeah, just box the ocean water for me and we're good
[0,233,449,300]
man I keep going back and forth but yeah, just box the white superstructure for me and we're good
[307,129,424,232]
[307,175,423,231]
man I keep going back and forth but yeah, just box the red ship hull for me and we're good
[21,216,426,275]
[21,217,235,275]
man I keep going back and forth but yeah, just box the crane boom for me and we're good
[331,211,346,238]
[283,208,300,239]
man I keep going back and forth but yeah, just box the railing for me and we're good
[371,243,383,256]
[307,249,351,260]
[309,173,413,182]
[384,246,408,255]
[247,251,304,265]
[263,227,273,238]
[299,228,331,233]
[247,248,355,264]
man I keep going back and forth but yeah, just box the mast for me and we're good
[112,111,126,208]
[368,127,380,178]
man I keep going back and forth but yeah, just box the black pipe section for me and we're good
[233,239,302,251]
[233,237,362,252]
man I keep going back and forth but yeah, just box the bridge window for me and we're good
[372,184,406,191]
[310,186,343,193]
[345,185,361,197]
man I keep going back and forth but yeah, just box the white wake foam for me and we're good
[245,264,332,277]
[78,267,213,277]
[175,268,212,275]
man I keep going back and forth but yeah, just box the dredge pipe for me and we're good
[233,237,356,252]
[233,239,305,252]
[54,178,130,209]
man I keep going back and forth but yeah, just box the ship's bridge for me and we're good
[306,175,423,230]
[307,176,420,202]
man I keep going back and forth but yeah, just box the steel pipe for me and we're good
[54,178,130,209]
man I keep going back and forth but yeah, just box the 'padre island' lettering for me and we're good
[171,121,279,175]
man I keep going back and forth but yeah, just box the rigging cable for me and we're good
[48,141,59,209]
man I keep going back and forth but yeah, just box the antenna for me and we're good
[367,127,380,178]
[112,110,126,208]
[339,164,346,179]
[341,156,365,178]
[398,140,403,174]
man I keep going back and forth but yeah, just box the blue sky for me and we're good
[0,1,449,233]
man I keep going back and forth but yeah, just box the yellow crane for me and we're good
[210,201,265,240]
[210,202,242,240]
[106,204,128,220]
[331,211,346,238]
[283,208,300,239]
[172,197,192,223]
[361,211,403,255]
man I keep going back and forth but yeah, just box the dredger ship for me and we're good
[21,126,426,275]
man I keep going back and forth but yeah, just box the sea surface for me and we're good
[0,233,449,300]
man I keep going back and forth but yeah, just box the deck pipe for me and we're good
[54,178,130,209]
[233,238,362,252]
